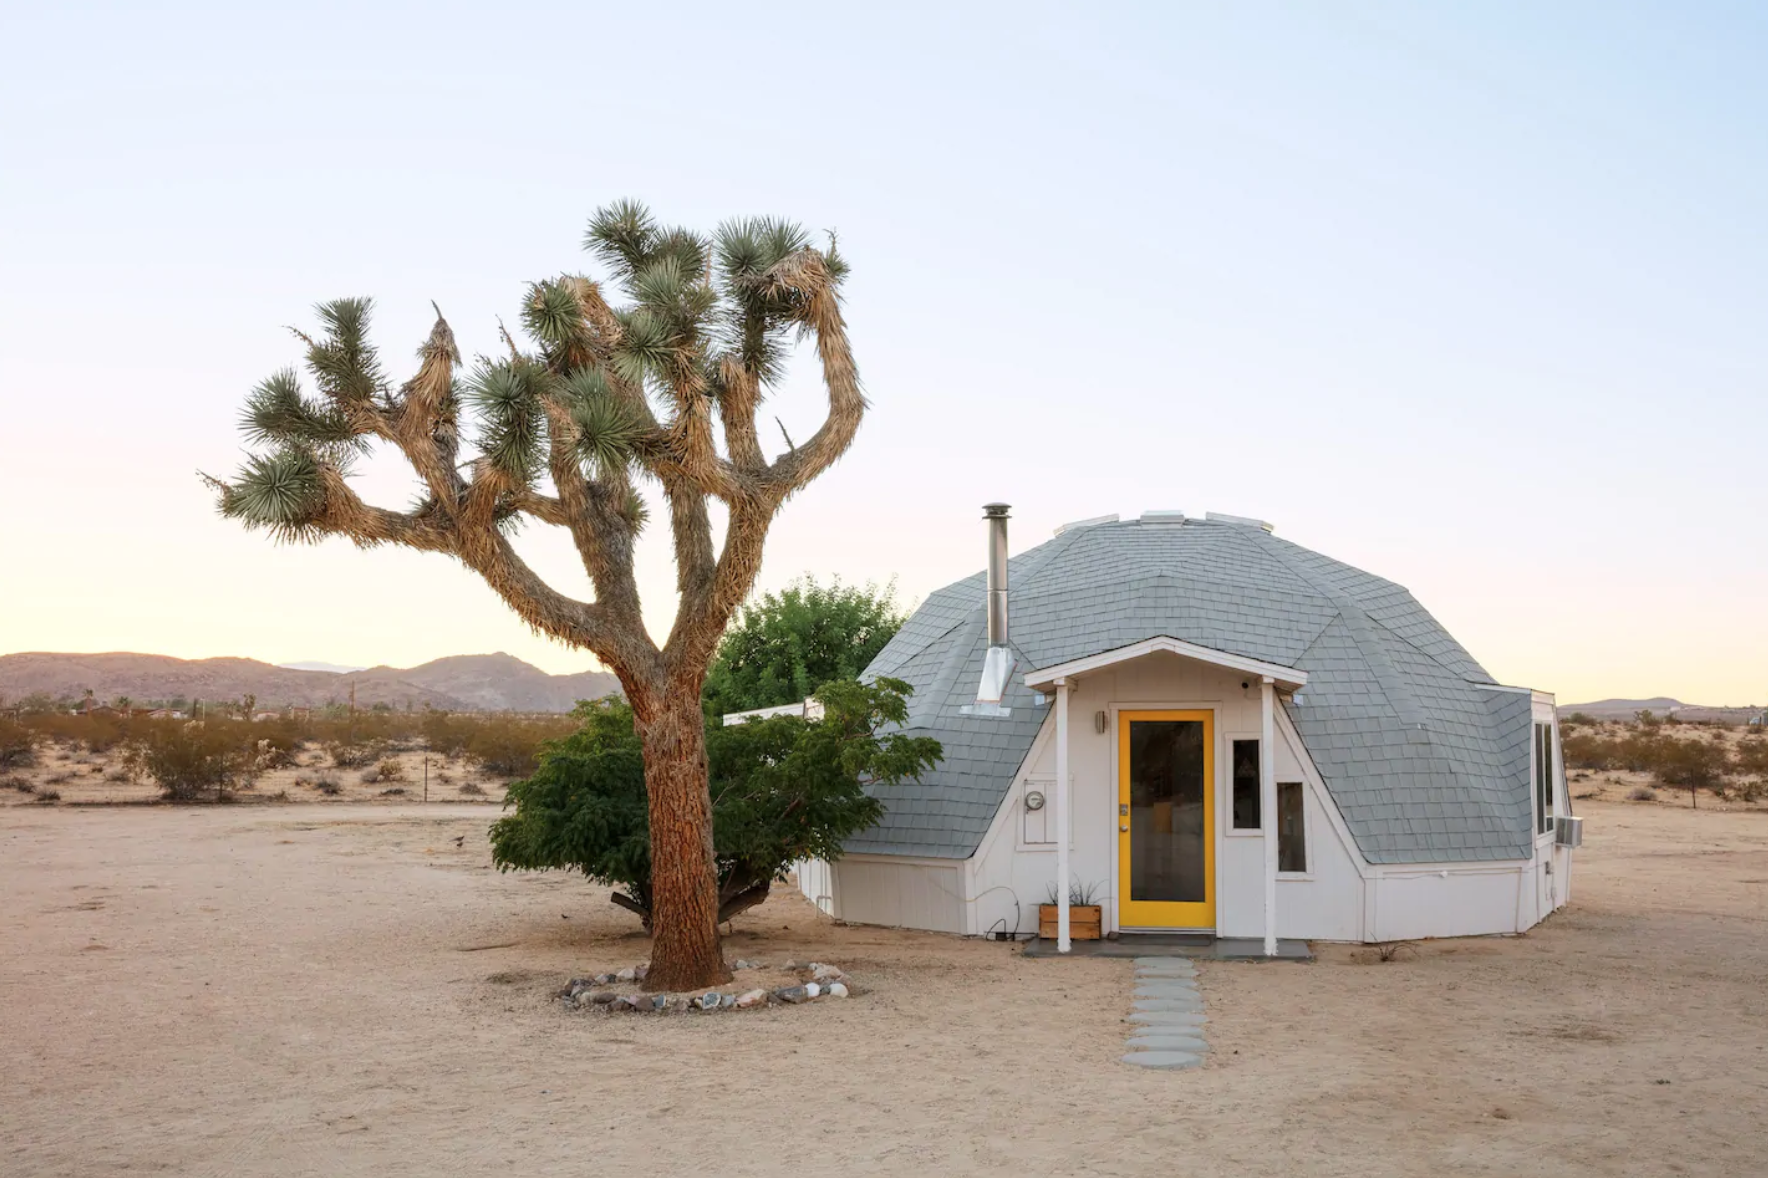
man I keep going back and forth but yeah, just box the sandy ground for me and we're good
[4,801,1767,1177]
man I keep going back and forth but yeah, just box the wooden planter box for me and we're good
[1039,904,1103,941]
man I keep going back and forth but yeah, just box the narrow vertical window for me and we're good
[1277,781,1306,872]
[1541,724,1556,834]
[1535,723,1554,835]
[1231,739,1261,829]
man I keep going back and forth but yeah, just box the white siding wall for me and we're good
[823,856,967,935]
[968,651,1379,941]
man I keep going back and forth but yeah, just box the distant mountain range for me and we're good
[0,652,621,713]
[1561,697,1763,723]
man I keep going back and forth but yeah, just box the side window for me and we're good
[1535,723,1555,835]
[1277,781,1306,872]
[1231,739,1261,829]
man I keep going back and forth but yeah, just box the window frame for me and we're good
[1535,722,1556,837]
[1276,779,1308,875]
[1227,737,1263,834]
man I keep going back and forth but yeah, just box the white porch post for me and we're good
[1055,676,1071,953]
[1261,676,1278,957]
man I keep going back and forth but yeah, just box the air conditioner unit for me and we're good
[1555,815,1583,848]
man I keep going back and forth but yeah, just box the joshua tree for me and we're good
[207,202,863,990]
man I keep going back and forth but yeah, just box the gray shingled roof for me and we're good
[852,516,1536,864]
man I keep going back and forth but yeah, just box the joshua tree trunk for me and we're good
[209,203,864,991]
[631,682,729,990]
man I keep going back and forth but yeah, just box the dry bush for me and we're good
[34,788,60,803]
[45,771,74,785]
[0,718,37,769]
[457,781,486,797]
[3,775,35,794]
[325,741,381,769]
[312,774,342,796]
[125,721,262,802]
[1627,785,1658,802]
[379,786,407,796]
[374,757,405,782]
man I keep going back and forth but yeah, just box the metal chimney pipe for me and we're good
[984,503,1010,647]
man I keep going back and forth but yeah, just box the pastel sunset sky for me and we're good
[2,2,1763,705]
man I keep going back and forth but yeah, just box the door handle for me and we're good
[1120,824,1129,832]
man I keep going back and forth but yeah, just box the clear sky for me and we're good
[2,2,1763,705]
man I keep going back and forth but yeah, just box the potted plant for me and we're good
[1039,880,1104,941]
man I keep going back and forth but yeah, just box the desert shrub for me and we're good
[491,679,941,927]
[35,788,60,803]
[460,719,551,778]
[1563,712,1596,728]
[457,781,486,797]
[1738,780,1765,803]
[1652,737,1731,804]
[1627,785,1658,802]
[3,775,35,794]
[325,741,380,769]
[126,723,261,801]
[312,774,342,796]
[379,786,407,796]
[46,771,74,785]
[1735,740,1768,780]
[374,757,405,782]
[0,718,37,769]
[1562,730,1618,771]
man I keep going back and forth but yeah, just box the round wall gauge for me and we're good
[1024,790,1046,811]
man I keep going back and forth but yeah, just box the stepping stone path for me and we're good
[1122,957,1206,1069]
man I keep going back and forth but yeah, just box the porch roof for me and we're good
[1022,636,1308,693]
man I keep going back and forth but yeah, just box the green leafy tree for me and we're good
[490,679,940,928]
[206,202,865,990]
[704,577,905,715]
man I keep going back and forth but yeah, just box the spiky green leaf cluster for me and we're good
[466,361,548,481]
[220,450,324,541]
[303,298,387,404]
[240,368,362,452]
[561,370,644,473]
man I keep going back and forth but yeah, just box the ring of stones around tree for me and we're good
[559,959,856,1013]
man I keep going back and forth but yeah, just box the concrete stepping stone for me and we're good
[1133,981,1201,999]
[1127,1034,1209,1053]
[1128,1010,1209,1026]
[1122,960,1210,1067]
[1122,1050,1203,1070]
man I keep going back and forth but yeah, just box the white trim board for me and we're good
[1023,637,1307,692]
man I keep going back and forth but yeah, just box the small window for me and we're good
[1231,739,1261,829]
[1277,781,1306,873]
[1535,723,1555,835]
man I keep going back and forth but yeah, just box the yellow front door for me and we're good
[1118,710,1215,929]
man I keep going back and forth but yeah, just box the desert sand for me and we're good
[4,798,1766,1177]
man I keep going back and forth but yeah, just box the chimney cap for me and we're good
[982,502,1011,517]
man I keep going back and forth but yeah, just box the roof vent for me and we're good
[1054,513,1119,537]
[1204,512,1275,534]
[1139,510,1187,525]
